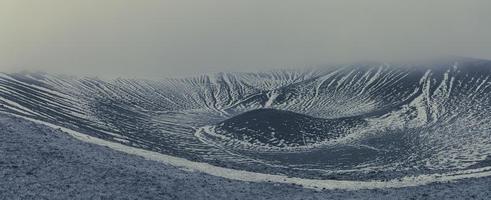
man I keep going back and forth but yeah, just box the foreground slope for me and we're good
[1,114,490,200]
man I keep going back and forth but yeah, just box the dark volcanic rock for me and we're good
[214,109,366,147]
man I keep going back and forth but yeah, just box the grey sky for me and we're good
[1,0,490,78]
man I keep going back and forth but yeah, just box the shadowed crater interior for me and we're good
[213,109,366,148]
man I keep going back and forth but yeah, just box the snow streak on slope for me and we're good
[0,58,490,183]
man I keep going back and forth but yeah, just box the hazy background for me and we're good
[1,0,490,78]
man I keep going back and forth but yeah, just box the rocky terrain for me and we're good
[1,113,490,199]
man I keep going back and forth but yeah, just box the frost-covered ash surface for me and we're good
[1,114,490,200]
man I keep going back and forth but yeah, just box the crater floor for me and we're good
[211,108,365,148]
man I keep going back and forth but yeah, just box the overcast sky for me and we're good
[1,0,490,78]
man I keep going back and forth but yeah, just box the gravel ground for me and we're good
[1,114,490,200]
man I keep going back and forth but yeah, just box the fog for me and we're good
[1,0,490,78]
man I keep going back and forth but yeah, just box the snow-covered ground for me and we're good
[1,113,490,200]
